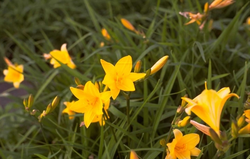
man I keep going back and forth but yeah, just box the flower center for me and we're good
[87,97,98,107]
[175,143,187,152]
[114,73,124,86]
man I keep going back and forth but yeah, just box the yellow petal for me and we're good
[173,129,183,141]
[3,69,8,75]
[13,82,20,88]
[175,150,190,159]
[130,150,139,159]
[217,87,230,98]
[244,110,250,119]
[190,147,201,156]
[70,87,85,99]
[69,100,89,113]
[115,55,132,76]
[60,43,67,52]
[100,59,116,77]
[190,120,211,137]
[84,81,100,98]
[100,91,111,103]
[118,78,135,91]
[128,72,146,81]
[239,123,250,134]
[102,74,116,88]
[84,110,96,128]
[180,133,200,150]
[111,87,120,100]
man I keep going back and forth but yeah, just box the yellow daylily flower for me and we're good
[182,82,239,136]
[247,17,250,25]
[44,43,76,69]
[130,150,139,159]
[100,55,146,99]
[209,0,234,10]
[238,110,250,134]
[62,101,76,120]
[69,81,111,128]
[166,129,201,159]
[3,57,24,88]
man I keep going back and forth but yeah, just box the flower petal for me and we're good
[190,147,201,156]
[84,110,96,128]
[128,72,146,81]
[84,81,100,98]
[175,150,191,159]
[180,133,200,150]
[61,43,67,52]
[119,78,135,91]
[173,129,183,141]
[69,100,89,113]
[111,87,120,100]
[217,87,230,98]
[115,55,132,76]
[100,59,115,77]
[70,87,85,99]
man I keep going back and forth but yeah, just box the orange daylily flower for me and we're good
[182,82,239,136]
[3,57,24,88]
[209,0,234,10]
[166,129,201,159]
[43,43,76,69]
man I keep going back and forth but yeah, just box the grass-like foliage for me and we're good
[1,0,250,159]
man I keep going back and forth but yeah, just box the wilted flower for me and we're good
[209,0,234,10]
[43,43,76,69]
[166,129,201,159]
[3,57,24,88]
[100,55,146,99]
[182,82,239,136]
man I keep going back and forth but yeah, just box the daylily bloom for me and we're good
[69,81,111,128]
[100,55,146,99]
[238,110,250,134]
[166,129,201,159]
[43,43,76,69]
[247,17,250,25]
[182,82,239,136]
[130,150,139,159]
[3,57,24,88]
[62,101,76,120]
[209,0,234,10]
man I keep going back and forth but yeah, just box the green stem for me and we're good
[39,122,53,154]
[126,92,131,125]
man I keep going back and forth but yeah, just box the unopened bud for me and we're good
[209,128,222,145]
[28,94,34,108]
[178,116,190,127]
[51,96,60,111]
[204,2,209,13]
[30,109,37,115]
[160,139,166,147]
[45,103,52,114]
[237,115,245,128]
[134,60,142,73]
[150,56,169,75]
[121,18,136,32]
[74,77,81,85]
[95,81,100,91]
[231,121,238,138]
[77,85,85,90]
[23,98,28,110]
[38,110,46,122]
[130,150,139,159]
[101,28,111,40]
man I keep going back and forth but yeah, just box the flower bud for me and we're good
[209,128,222,145]
[231,121,238,138]
[38,110,46,122]
[178,116,190,127]
[45,103,52,114]
[121,18,136,32]
[23,98,28,110]
[160,139,166,147]
[150,56,169,75]
[204,2,209,14]
[51,96,59,111]
[134,60,142,73]
[77,85,85,90]
[101,28,111,40]
[74,77,81,85]
[130,150,139,159]
[237,115,245,128]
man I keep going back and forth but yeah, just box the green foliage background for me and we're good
[0,0,250,158]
